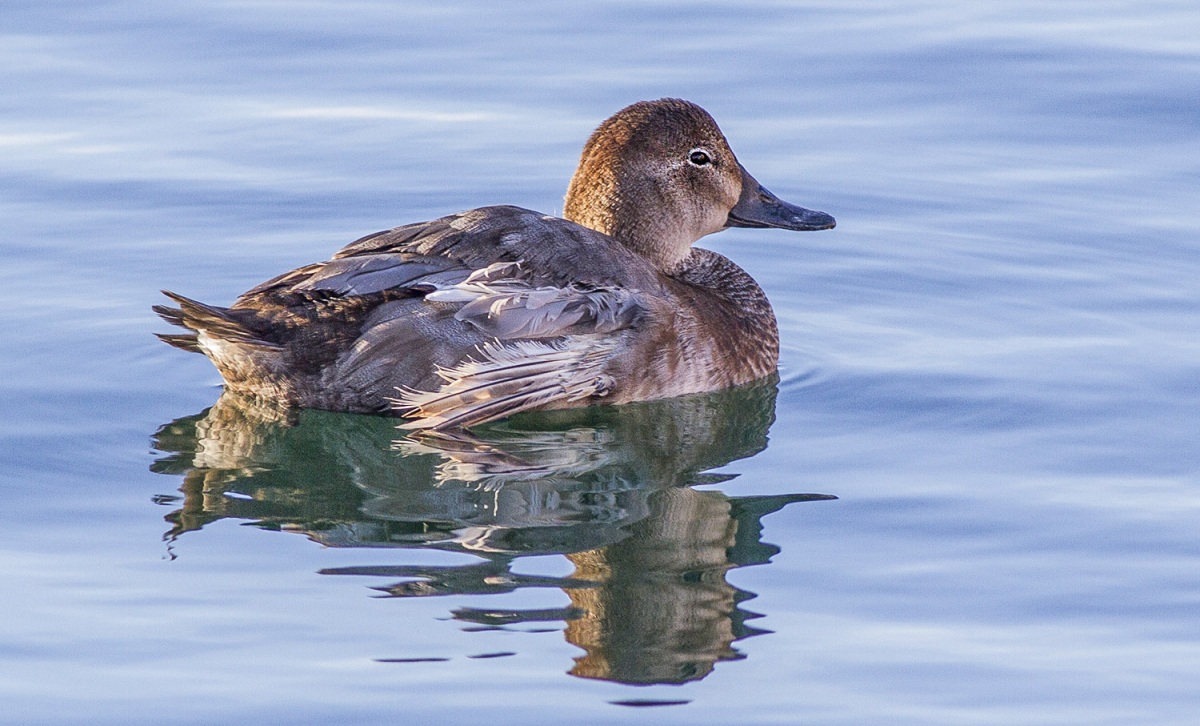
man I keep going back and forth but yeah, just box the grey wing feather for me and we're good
[448,283,642,338]
[393,339,619,431]
[344,274,644,428]
[289,254,460,296]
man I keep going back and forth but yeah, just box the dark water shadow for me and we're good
[150,380,835,686]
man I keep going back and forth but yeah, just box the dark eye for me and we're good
[688,149,712,166]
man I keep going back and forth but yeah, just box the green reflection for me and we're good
[151,380,835,685]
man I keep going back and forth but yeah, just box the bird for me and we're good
[155,98,835,430]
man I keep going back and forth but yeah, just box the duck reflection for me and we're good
[151,381,834,685]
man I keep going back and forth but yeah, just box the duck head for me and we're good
[563,98,835,272]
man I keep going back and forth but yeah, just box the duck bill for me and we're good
[725,165,836,231]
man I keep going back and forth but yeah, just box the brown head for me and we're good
[563,98,834,272]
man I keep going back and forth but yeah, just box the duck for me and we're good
[155,99,835,430]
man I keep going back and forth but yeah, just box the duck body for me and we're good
[157,100,834,429]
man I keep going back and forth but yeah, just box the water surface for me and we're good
[2,1,1198,724]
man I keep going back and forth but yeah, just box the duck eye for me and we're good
[688,149,712,167]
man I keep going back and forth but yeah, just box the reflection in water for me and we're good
[151,381,834,685]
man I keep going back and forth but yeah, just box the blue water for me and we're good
[2,1,1198,724]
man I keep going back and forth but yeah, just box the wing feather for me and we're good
[423,264,643,340]
[393,339,618,430]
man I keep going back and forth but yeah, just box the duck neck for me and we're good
[564,173,703,273]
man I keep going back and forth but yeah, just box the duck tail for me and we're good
[154,332,202,353]
[155,290,280,352]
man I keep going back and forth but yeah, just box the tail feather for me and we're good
[157,290,279,351]
[155,332,202,352]
[152,303,187,328]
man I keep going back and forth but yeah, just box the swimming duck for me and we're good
[156,99,835,430]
